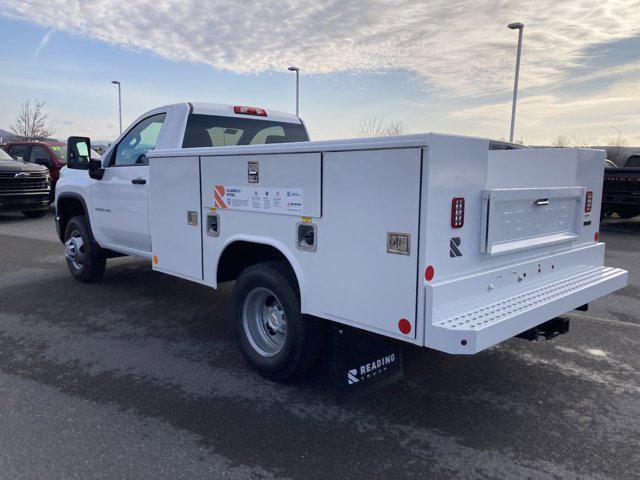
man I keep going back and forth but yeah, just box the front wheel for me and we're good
[233,262,324,381]
[64,215,106,282]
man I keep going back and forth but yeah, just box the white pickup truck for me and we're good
[55,102,628,382]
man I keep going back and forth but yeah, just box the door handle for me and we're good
[534,198,549,206]
[132,178,147,185]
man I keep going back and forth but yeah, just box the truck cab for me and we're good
[55,103,309,257]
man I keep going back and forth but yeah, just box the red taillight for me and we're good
[585,191,593,213]
[451,197,465,228]
[234,106,267,117]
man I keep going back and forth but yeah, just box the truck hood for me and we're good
[0,159,48,173]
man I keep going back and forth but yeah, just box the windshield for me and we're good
[182,114,309,148]
[625,155,640,168]
[0,148,15,161]
[50,144,101,164]
[0,148,15,160]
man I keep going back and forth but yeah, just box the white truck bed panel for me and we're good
[481,186,584,256]
[147,134,627,353]
[304,148,423,339]
[200,152,322,218]
[149,155,203,280]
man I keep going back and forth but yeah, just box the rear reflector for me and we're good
[585,191,593,213]
[425,265,435,281]
[398,318,412,335]
[234,106,267,117]
[451,197,465,228]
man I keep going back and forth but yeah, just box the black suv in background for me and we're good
[603,154,640,220]
[0,147,51,218]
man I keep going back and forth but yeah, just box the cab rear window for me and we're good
[182,114,308,148]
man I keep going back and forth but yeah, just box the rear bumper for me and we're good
[424,244,628,354]
[0,191,51,212]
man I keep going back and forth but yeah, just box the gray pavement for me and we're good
[0,209,639,479]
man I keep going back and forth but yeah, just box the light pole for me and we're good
[611,125,622,146]
[287,66,300,116]
[111,80,122,135]
[611,125,622,160]
[508,22,524,143]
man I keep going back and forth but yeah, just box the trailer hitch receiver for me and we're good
[516,318,570,342]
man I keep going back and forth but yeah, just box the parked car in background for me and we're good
[2,141,100,198]
[602,154,640,219]
[0,147,51,217]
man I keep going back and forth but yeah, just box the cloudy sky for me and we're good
[0,0,639,145]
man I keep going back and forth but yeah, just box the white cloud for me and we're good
[34,28,54,58]
[450,78,640,144]
[2,0,640,97]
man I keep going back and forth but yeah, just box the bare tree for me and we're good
[570,135,594,148]
[10,99,55,141]
[608,135,628,163]
[384,120,411,136]
[353,116,410,138]
[551,134,571,147]
[551,134,595,148]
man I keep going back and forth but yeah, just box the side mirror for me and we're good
[35,157,52,168]
[67,136,91,170]
[88,158,105,180]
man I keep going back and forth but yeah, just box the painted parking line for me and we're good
[566,312,640,329]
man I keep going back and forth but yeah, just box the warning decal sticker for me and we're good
[214,185,303,215]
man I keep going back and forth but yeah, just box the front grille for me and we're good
[0,172,48,192]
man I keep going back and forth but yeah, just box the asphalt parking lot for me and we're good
[0,209,638,480]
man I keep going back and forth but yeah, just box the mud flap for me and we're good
[331,325,404,391]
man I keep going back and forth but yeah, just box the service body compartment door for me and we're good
[307,147,422,339]
[481,186,583,256]
[199,152,322,287]
[150,156,203,280]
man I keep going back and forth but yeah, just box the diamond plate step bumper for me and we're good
[426,265,628,354]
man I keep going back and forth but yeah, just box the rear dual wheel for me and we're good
[233,262,324,381]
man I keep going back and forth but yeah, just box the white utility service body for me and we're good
[149,134,627,354]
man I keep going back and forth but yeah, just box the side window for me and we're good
[8,145,28,161]
[29,146,50,163]
[112,113,166,166]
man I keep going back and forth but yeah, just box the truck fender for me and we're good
[215,234,306,305]
[55,193,90,243]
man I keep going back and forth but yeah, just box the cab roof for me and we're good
[186,102,301,124]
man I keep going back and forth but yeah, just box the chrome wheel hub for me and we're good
[243,287,287,357]
[64,231,85,270]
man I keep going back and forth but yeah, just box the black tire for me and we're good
[63,215,106,282]
[618,208,640,220]
[233,261,324,381]
[22,209,48,219]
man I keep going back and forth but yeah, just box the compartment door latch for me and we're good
[206,213,220,237]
